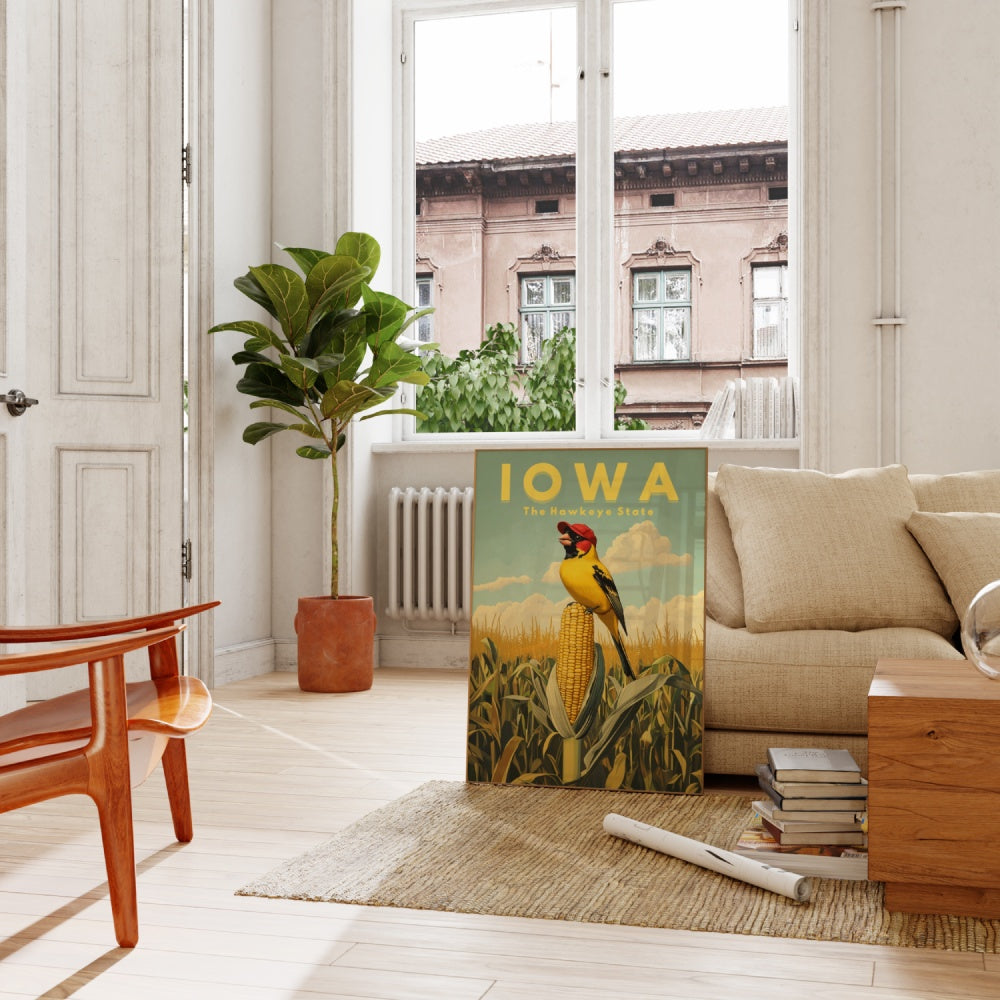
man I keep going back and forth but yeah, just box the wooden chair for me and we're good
[0,601,219,947]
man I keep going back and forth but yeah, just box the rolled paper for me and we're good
[603,812,811,903]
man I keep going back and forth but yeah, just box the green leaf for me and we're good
[278,354,321,391]
[287,421,325,439]
[306,257,371,320]
[208,319,289,356]
[367,341,431,388]
[572,646,607,736]
[335,231,380,281]
[231,350,272,367]
[361,286,409,346]
[248,264,310,347]
[358,406,425,422]
[242,421,288,444]
[544,667,576,739]
[304,310,367,377]
[320,380,393,422]
[280,246,330,276]
[491,736,524,783]
[395,306,435,339]
[236,363,306,406]
[248,398,308,420]
[233,272,276,318]
[296,444,332,460]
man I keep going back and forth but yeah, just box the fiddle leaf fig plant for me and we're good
[209,231,432,597]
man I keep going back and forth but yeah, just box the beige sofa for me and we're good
[703,464,1000,775]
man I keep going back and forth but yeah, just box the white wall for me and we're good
[210,0,276,683]
[269,0,329,668]
[816,0,1000,473]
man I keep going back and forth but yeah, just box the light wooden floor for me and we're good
[2,667,999,1000]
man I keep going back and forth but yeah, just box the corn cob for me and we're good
[556,602,595,723]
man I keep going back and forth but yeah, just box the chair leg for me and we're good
[161,739,194,842]
[87,655,140,948]
[94,783,140,948]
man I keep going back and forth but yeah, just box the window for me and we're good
[415,275,434,344]
[632,269,691,361]
[520,274,575,363]
[400,0,791,436]
[751,263,788,359]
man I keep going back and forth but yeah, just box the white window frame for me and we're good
[392,0,801,447]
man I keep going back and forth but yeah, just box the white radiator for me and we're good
[386,487,474,623]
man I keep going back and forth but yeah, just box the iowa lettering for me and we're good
[499,461,679,503]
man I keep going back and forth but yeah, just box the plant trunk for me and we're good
[330,449,339,598]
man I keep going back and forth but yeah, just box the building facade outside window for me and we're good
[751,263,788,359]
[632,268,692,362]
[520,274,575,362]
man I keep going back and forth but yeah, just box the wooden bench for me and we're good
[0,601,218,947]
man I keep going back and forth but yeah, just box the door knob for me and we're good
[1,389,39,416]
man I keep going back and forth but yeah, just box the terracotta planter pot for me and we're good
[295,595,375,693]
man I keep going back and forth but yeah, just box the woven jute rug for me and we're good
[237,780,1000,952]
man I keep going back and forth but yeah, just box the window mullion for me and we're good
[575,0,613,439]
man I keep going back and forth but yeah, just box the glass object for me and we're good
[961,579,1000,680]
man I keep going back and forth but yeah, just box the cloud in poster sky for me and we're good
[603,521,692,574]
[473,574,532,593]
[472,592,567,634]
[540,520,691,584]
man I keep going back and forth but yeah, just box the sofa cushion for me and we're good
[715,463,958,636]
[705,617,963,734]
[705,474,746,628]
[911,470,1000,512]
[906,511,1000,621]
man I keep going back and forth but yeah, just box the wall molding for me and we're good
[873,0,906,465]
[797,0,832,470]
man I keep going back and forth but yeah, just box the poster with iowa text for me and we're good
[467,448,706,792]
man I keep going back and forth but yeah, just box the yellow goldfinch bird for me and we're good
[556,521,634,678]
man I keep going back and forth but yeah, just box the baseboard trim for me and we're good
[378,633,470,669]
[213,638,276,687]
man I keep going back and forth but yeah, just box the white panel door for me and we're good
[2,0,184,699]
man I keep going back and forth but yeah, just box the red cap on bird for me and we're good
[557,521,597,545]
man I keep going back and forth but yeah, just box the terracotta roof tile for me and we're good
[416,106,787,166]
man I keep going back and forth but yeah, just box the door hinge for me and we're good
[182,539,193,581]
[182,143,193,186]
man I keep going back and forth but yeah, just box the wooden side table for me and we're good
[868,658,1000,917]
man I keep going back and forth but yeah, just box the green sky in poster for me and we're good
[471,448,706,642]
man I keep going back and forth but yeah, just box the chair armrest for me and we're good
[0,625,183,677]
[0,601,219,643]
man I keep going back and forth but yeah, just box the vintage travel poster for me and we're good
[466,448,706,793]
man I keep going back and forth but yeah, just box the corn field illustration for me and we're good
[466,608,704,791]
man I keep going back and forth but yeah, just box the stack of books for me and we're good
[734,747,869,880]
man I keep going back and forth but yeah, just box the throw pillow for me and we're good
[911,470,1000,512]
[705,474,746,628]
[715,464,958,636]
[906,511,1000,621]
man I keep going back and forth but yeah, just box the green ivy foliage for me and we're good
[416,324,649,433]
